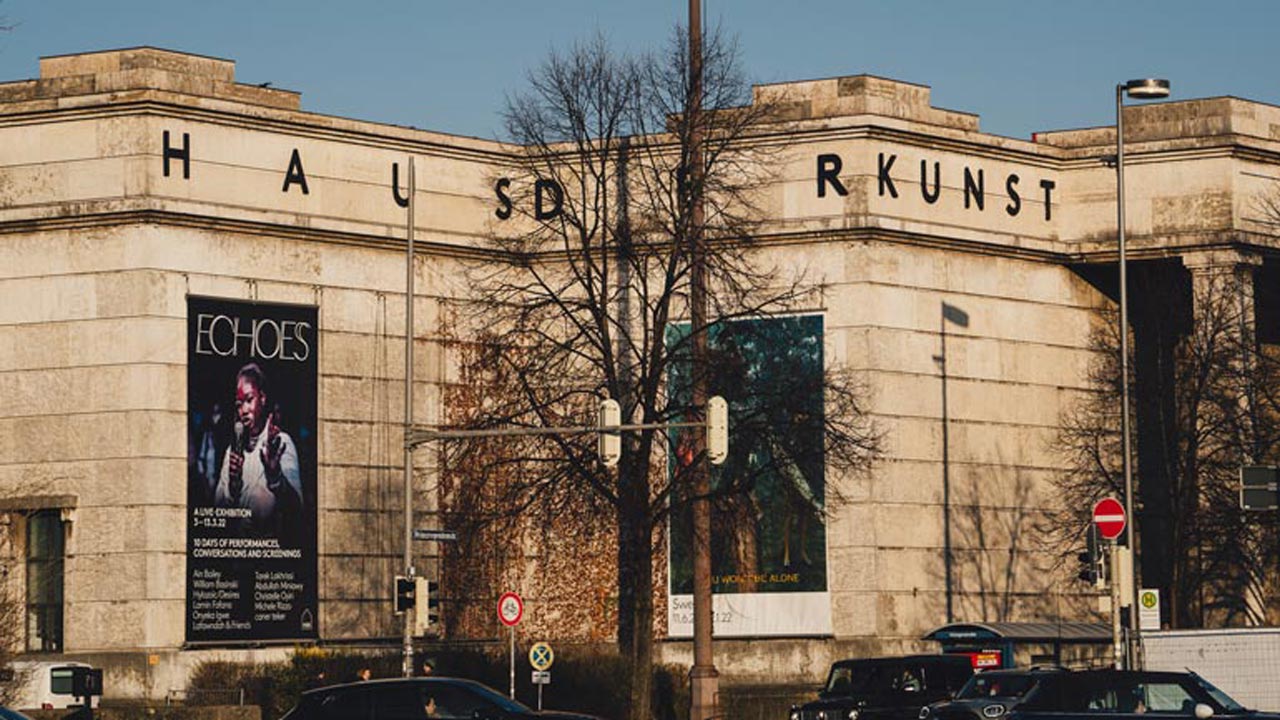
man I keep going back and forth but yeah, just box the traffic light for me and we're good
[599,398,621,468]
[1076,524,1106,588]
[707,395,728,466]
[394,575,415,615]
[413,577,439,635]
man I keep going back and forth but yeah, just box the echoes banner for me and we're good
[186,297,318,643]
[668,315,832,637]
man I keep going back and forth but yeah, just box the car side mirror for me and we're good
[1194,704,1214,719]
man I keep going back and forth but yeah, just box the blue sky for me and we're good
[1,1,1277,141]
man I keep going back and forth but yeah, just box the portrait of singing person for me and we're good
[215,362,305,542]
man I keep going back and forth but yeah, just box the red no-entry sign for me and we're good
[1093,497,1126,540]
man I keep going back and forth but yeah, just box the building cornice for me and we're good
[0,208,505,263]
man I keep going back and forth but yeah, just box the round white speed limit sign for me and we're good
[498,591,524,627]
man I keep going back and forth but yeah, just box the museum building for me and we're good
[2,47,1279,697]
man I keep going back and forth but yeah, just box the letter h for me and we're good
[164,131,191,179]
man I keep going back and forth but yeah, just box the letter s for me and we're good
[495,178,513,220]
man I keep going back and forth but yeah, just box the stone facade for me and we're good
[1,47,1279,697]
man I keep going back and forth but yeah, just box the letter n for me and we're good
[963,167,984,210]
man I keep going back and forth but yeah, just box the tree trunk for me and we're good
[616,442,655,720]
[628,535,655,720]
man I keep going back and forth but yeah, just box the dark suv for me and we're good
[279,677,600,720]
[1007,670,1276,720]
[791,655,974,720]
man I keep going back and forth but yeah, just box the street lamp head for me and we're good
[1123,78,1171,99]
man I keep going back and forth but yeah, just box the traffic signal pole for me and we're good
[402,158,417,678]
[687,3,719,718]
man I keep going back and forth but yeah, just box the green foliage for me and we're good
[186,647,688,720]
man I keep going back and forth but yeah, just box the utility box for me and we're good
[51,665,103,700]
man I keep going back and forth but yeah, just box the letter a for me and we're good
[282,149,310,194]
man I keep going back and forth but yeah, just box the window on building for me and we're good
[25,511,64,652]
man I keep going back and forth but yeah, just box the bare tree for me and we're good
[440,27,878,720]
[1053,262,1280,627]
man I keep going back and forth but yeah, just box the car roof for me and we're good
[301,676,485,697]
[1069,670,1192,680]
[975,667,1065,676]
[834,655,972,667]
[1032,669,1198,687]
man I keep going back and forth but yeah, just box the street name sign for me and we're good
[412,529,459,542]
[1093,497,1126,541]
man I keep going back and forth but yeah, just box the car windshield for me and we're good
[1191,675,1247,713]
[456,680,533,714]
[826,664,891,695]
[957,674,1037,700]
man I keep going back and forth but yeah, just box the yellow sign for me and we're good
[529,641,555,671]
[1138,588,1161,631]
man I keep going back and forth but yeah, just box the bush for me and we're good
[187,647,687,720]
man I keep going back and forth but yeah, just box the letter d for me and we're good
[535,179,563,220]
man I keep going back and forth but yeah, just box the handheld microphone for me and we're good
[230,421,246,501]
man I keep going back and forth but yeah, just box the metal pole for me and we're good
[1110,540,1123,669]
[940,313,953,624]
[1116,85,1140,670]
[402,157,417,678]
[509,626,516,699]
[688,2,719,720]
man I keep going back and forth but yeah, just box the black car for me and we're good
[792,655,974,720]
[1006,670,1276,720]
[920,667,1067,720]
[280,677,600,720]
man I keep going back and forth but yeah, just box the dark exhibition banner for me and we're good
[185,297,318,643]
[667,315,831,636]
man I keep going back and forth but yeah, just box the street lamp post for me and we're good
[402,157,417,678]
[1116,77,1169,670]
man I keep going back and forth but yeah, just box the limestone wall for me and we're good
[2,47,1279,695]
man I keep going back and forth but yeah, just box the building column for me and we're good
[1183,250,1262,446]
[1182,249,1264,625]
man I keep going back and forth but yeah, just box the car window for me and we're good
[1140,682,1199,714]
[425,685,500,720]
[892,666,923,694]
[317,688,371,720]
[828,666,855,694]
[948,664,975,692]
[375,685,430,720]
[453,680,533,714]
[827,665,889,695]
[959,675,1036,700]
